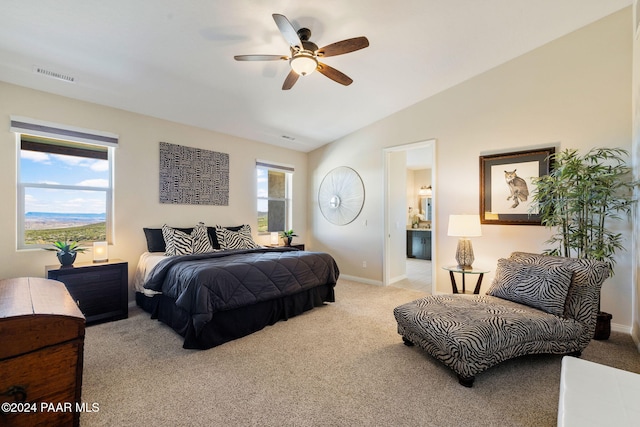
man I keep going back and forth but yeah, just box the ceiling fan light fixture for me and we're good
[290,52,318,76]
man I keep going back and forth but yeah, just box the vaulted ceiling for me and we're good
[0,0,631,152]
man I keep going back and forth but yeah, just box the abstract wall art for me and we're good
[159,142,229,205]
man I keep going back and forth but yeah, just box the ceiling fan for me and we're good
[234,13,369,90]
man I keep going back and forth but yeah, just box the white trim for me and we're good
[10,115,118,147]
[339,274,384,286]
[16,137,114,249]
[388,274,408,285]
[611,322,632,335]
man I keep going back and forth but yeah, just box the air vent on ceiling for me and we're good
[33,66,76,83]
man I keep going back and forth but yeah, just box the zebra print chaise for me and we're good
[393,252,609,387]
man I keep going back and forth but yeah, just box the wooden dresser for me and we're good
[0,277,85,427]
[46,259,128,325]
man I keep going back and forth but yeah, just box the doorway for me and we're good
[383,140,436,294]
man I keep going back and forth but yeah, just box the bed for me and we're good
[133,224,340,349]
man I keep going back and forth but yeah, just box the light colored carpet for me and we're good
[80,279,640,427]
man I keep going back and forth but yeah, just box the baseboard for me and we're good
[339,274,383,286]
[388,274,407,285]
[633,324,640,352]
[611,322,632,335]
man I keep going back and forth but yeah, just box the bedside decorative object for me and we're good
[280,229,297,246]
[270,232,279,245]
[318,166,365,225]
[93,241,108,263]
[44,240,87,267]
[447,215,482,269]
[479,147,554,225]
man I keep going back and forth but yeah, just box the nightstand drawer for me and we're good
[57,268,122,286]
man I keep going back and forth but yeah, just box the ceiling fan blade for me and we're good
[317,36,369,57]
[317,62,353,86]
[282,70,299,90]
[272,14,302,49]
[234,54,288,61]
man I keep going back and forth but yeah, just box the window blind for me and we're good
[256,159,295,173]
[10,115,118,147]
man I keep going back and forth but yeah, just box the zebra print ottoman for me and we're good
[394,252,609,387]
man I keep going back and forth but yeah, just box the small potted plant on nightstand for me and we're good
[280,230,297,246]
[45,240,87,267]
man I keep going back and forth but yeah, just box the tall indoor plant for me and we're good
[531,147,637,339]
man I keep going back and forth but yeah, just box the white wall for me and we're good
[0,82,308,301]
[308,9,634,328]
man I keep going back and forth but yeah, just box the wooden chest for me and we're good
[0,277,85,427]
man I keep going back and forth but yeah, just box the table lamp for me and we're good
[93,241,108,263]
[447,214,482,269]
[270,232,279,245]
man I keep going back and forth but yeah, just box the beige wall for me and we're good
[0,82,308,300]
[308,9,634,328]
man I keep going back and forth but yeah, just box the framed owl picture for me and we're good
[479,147,555,225]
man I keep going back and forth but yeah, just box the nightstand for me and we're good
[46,259,128,325]
[265,244,305,250]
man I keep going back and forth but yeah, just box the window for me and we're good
[12,117,117,249]
[256,161,294,233]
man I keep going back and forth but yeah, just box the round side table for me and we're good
[442,266,490,294]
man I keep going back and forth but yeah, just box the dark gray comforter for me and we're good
[143,247,339,335]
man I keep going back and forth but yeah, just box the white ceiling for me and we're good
[0,0,631,152]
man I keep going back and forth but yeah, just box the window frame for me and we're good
[16,134,114,250]
[256,162,294,234]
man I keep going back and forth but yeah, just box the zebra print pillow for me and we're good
[162,224,193,256]
[192,222,214,254]
[486,258,574,316]
[162,223,214,256]
[215,224,259,250]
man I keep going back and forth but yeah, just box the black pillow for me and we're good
[143,227,194,252]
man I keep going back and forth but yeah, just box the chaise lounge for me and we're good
[394,252,609,387]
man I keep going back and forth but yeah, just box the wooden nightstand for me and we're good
[46,259,128,325]
[265,244,305,250]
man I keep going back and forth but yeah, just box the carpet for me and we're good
[80,279,640,426]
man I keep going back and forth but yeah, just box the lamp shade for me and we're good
[447,214,482,237]
[290,53,318,76]
[93,241,108,263]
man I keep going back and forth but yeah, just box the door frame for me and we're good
[383,139,436,292]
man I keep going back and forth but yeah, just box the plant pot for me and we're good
[283,237,293,246]
[57,251,77,267]
[593,311,612,340]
